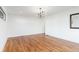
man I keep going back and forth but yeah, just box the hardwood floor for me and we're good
[3,34,79,52]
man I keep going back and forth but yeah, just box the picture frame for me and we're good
[70,13,79,29]
[0,6,6,21]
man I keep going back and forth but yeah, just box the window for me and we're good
[70,13,79,29]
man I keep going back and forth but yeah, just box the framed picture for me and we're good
[70,13,79,29]
[0,7,6,21]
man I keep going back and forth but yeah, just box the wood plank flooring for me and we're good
[3,34,79,52]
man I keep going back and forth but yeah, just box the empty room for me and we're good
[0,6,79,52]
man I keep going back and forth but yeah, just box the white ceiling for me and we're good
[3,6,79,17]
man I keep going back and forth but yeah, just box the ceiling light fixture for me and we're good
[38,8,45,18]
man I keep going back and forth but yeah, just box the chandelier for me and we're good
[38,8,45,18]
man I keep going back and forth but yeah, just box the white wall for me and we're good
[7,14,44,37]
[46,7,79,43]
[0,18,7,51]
